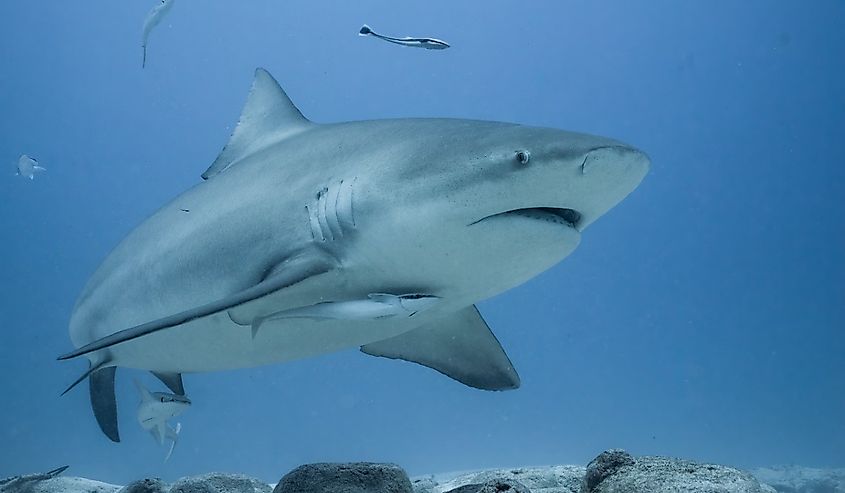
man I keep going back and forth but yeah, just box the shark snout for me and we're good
[581,146,650,177]
[572,145,650,230]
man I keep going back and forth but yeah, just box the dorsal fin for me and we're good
[202,67,313,180]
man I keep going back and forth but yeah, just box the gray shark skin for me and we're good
[60,68,649,441]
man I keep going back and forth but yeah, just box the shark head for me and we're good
[355,120,650,300]
[459,126,649,232]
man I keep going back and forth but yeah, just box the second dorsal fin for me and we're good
[202,67,314,180]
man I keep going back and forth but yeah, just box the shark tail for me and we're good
[359,24,373,36]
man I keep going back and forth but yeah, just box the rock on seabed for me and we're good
[421,465,585,493]
[10,453,845,493]
[580,450,775,493]
[274,462,412,493]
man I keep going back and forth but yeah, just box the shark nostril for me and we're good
[581,146,650,176]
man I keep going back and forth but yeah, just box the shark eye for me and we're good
[515,150,531,165]
[159,397,166,403]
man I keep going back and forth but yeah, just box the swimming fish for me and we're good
[250,293,440,338]
[135,380,190,461]
[16,154,46,180]
[358,24,450,50]
[141,0,176,68]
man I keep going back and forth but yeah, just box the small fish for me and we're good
[359,24,450,50]
[135,380,190,462]
[141,0,176,69]
[16,154,46,180]
[249,293,440,339]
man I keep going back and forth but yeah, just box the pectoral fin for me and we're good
[57,251,338,360]
[361,305,520,391]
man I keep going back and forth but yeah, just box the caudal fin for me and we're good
[359,24,373,36]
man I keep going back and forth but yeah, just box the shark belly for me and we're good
[105,310,438,373]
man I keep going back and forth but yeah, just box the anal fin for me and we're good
[361,305,520,391]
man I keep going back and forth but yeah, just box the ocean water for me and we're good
[1,0,843,485]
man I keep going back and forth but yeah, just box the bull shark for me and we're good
[59,67,649,442]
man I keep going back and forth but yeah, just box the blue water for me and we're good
[1,0,843,485]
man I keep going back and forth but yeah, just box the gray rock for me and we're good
[274,463,412,493]
[170,473,272,493]
[429,466,585,493]
[445,478,530,493]
[752,466,845,493]
[582,450,635,493]
[581,450,775,493]
[117,478,169,493]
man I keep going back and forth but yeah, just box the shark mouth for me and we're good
[472,207,583,229]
